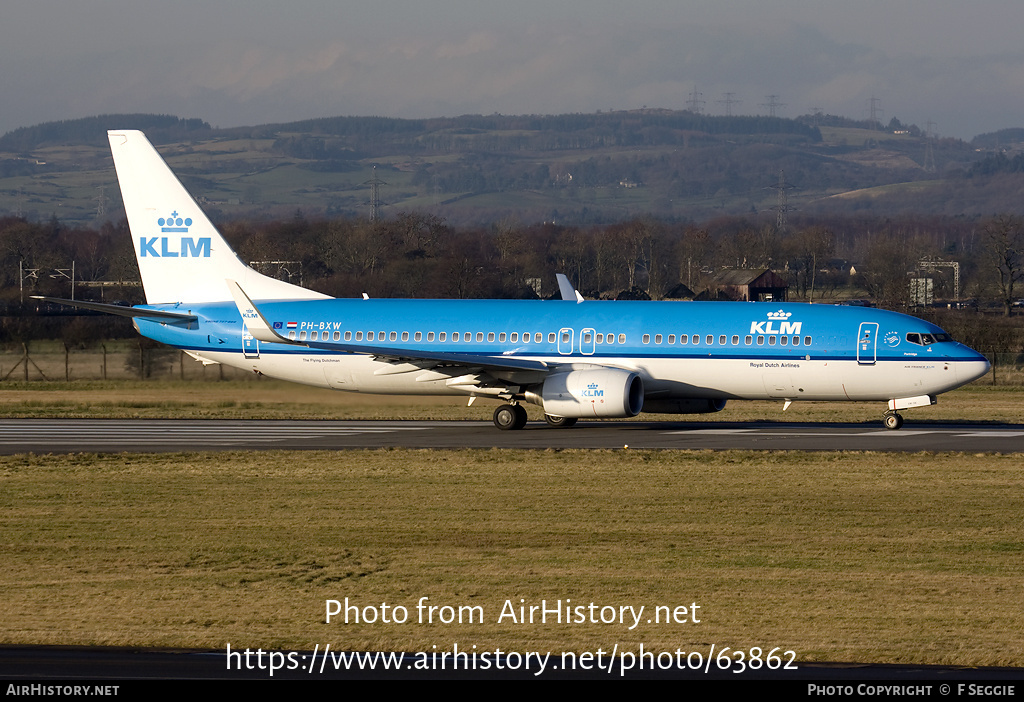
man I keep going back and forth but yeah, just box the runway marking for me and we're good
[0,422,429,447]
[667,428,1016,438]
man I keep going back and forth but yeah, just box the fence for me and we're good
[1,341,1020,384]
[1,341,254,382]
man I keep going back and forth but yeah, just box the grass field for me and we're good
[1,449,1021,666]
[1,379,1021,668]
[0,378,1022,424]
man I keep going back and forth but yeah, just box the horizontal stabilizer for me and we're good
[30,296,197,322]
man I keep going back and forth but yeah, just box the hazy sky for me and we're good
[3,0,1022,139]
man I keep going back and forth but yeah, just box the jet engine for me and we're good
[525,368,644,418]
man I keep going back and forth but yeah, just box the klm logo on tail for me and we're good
[140,212,210,257]
[140,237,211,258]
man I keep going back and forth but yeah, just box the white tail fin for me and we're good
[108,130,329,304]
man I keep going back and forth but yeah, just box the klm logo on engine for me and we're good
[139,236,211,258]
[581,382,604,398]
[749,309,802,335]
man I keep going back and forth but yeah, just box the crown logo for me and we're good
[588,382,599,389]
[158,211,192,233]
[767,309,791,320]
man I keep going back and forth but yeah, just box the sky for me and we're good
[3,0,1023,140]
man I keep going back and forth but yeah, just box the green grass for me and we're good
[1,449,1022,666]
[0,379,1021,424]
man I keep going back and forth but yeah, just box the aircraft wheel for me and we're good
[494,404,527,430]
[544,414,578,428]
[883,412,904,430]
[512,404,529,430]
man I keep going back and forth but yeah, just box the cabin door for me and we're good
[242,323,260,359]
[856,322,878,365]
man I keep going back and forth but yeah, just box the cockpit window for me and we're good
[906,332,952,346]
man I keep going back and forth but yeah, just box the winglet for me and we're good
[556,273,584,303]
[225,279,302,345]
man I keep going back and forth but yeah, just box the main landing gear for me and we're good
[883,411,904,430]
[493,403,528,430]
[544,414,578,428]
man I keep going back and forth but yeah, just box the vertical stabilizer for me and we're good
[108,130,329,304]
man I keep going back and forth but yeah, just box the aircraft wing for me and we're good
[225,280,551,373]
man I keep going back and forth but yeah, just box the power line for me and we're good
[717,92,740,117]
[760,95,785,117]
[686,86,705,115]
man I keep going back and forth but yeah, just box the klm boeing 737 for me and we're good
[37,130,990,430]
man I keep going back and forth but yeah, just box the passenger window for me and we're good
[668,334,675,344]
[535,333,543,343]
[719,335,726,345]
[355,331,363,341]
[680,335,688,345]
[618,334,626,344]
[344,331,352,341]
[792,336,799,346]
[692,334,699,345]
[548,332,556,343]
[706,335,714,345]
[780,336,788,346]
[402,332,409,341]
[476,332,484,342]
[427,332,434,341]
[310,331,318,340]
[804,336,811,346]
[745,335,752,345]
[288,331,296,340]
[596,333,604,343]
[439,332,446,341]
[390,331,397,341]
[333,331,341,341]
[732,335,739,345]
[643,334,651,344]
[510,332,518,342]
[299,331,307,341]
[498,332,505,342]
[562,331,571,343]
[757,335,764,345]
[583,332,592,343]
[768,336,776,345]
[655,334,662,344]
[413,332,420,341]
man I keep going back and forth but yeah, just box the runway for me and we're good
[2,418,1023,453]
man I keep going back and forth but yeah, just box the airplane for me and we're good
[36,129,991,431]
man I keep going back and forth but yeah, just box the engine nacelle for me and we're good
[641,398,728,414]
[527,368,644,418]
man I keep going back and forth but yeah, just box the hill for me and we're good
[0,110,1017,226]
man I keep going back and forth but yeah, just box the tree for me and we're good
[981,215,1024,316]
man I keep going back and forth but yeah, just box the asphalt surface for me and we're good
[2,418,1023,453]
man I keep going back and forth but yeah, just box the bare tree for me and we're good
[981,215,1024,316]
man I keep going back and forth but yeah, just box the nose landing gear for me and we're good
[883,411,904,430]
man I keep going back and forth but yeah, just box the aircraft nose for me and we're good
[955,351,991,385]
